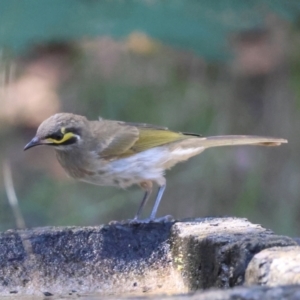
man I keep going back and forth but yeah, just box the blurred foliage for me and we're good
[0,1,300,236]
[0,0,300,60]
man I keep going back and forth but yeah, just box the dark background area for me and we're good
[0,1,300,235]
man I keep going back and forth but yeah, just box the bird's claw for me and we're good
[128,215,175,224]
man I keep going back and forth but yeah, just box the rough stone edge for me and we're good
[0,217,298,298]
[170,218,297,290]
[245,245,300,286]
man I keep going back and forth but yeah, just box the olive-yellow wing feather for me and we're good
[130,128,191,153]
[91,120,139,158]
[95,120,193,159]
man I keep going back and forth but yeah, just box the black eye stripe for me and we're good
[52,133,63,140]
[46,131,64,140]
[64,127,81,135]
[60,136,77,146]
[45,136,77,147]
[46,127,81,141]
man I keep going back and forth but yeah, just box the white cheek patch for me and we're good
[74,134,82,145]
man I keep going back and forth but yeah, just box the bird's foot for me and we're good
[108,215,175,225]
[128,215,175,224]
[108,219,124,225]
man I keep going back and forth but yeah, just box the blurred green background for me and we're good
[0,1,300,235]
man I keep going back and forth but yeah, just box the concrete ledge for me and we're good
[0,217,297,297]
[245,246,300,286]
[171,218,296,289]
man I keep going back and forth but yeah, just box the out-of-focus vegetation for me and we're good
[0,1,300,235]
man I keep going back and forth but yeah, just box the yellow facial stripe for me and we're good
[46,132,76,144]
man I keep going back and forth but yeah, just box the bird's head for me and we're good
[24,113,88,151]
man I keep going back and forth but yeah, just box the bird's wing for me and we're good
[93,120,196,159]
[118,121,169,130]
[118,121,198,154]
[91,120,140,159]
[119,121,201,137]
[129,128,191,153]
[122,121,201,153]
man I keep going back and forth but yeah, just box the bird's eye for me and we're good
[50,132,64,141]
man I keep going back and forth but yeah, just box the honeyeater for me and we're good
[24,113,287,221]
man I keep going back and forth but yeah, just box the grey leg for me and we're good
[149,184,166,220]
[134,190,151,220]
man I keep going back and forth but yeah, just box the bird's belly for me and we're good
[79,172,136,188]
[79,145,204,188]
[82,147,170,188]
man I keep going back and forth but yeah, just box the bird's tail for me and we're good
[197,135,287,149]
[163,135,287,170]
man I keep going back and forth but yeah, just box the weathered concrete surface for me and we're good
[83,285,300,300]
[171,218,296,290]
[0,217,297,297]
[245,246,300,286]
[0,222,182,297]
[5,285,300,300]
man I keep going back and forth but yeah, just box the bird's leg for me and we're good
[149,183,166,220]
[134,191,151,220]
[134,181,153,220]
[131,180,172,223]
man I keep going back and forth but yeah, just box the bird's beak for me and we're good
[24,137,43,151]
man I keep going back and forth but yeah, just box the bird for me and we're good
[24,113,287,221]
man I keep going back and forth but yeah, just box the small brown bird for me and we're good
[24,113,287,221]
